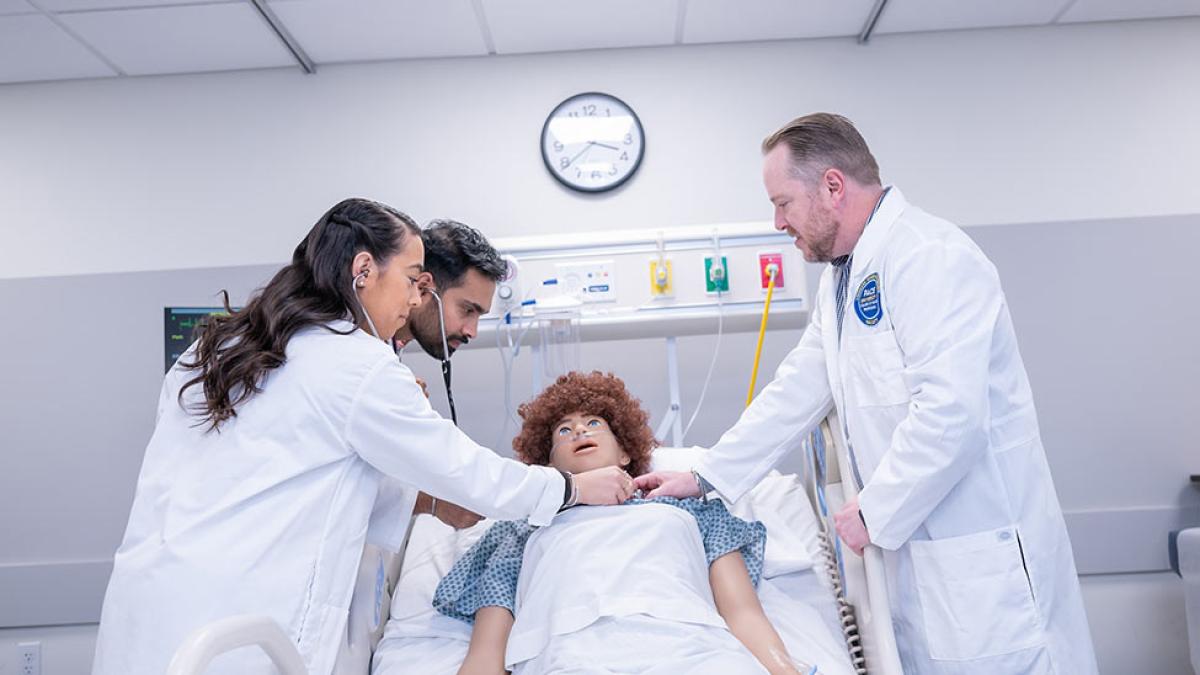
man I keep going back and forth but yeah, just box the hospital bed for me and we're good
[168,417,903,675]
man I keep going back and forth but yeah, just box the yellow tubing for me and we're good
[746,268,777,407]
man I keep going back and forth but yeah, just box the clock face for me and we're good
[541,92,644,193]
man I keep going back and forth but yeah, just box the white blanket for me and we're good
[373,472,855,675]
[508,502,742,668]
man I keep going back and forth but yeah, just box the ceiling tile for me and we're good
[683,0,878,43]
[39,0,234,11]
[480,0,677,55]
[0,14,115,83]
[874,0,1063,35]
[0,0,34,14]
[268,0,487,63]
[1058,0,1200,23]
[58,3,295,76]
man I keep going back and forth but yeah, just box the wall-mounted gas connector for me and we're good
[649,258,674,297]
[758,252,785,290]
[704,255,729,293]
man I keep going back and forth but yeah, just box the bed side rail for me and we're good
[166,614,307,675]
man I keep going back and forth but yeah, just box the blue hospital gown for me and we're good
[433,497,766,624]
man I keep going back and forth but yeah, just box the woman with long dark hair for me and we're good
[92,198,635,675]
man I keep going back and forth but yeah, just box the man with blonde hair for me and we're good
[638,113,1097,673]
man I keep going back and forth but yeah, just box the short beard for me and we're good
[407,303,451,360]
[804,199,840,263]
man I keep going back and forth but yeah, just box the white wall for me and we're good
[1,18,1198,280]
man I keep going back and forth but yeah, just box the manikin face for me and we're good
[406,268,496,359]
[353,237,425,340]
[763,144,840,263]
[547,411,631,476]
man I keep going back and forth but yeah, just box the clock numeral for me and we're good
[559,156,570,170]
[608,165,618,176]
[553,140,563,152]
[591,170,602,179]
[620,151,629,162]
[624,133,633,145]
[605,108,611,117]
[576,168,582,178]
[583,104,597,116]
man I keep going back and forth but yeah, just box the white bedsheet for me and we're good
[373,471,855,675]
[374,566,852,675]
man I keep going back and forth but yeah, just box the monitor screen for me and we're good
[164,307,233,373]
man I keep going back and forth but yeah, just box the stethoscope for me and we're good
[423,286,459,426]
[354,270,458,426]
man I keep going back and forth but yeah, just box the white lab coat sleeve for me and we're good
[696,289,833,503]
[857,242,1003,550]
[345,355,565,527]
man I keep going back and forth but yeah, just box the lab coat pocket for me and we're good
[910,526,1044,661]
[846,331,909,407]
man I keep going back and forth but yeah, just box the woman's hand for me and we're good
[572,465,636,505]
[632,470,701,499]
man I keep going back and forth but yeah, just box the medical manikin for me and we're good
[429,372,820,675]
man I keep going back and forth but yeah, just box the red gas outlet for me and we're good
[758,252,784,289]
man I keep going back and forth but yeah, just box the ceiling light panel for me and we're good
[267,0,488,63]
[0,0,34,15]
[683,0,878,43]
[38,0,235,11]
[874,0,1064,35]
[58,2,295,76]
[0,13,115,83]
[1058,0,1200,23]
[480,0,677,54]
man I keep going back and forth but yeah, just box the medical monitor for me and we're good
[164,307,234,373]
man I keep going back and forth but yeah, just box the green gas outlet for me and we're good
[704,256,729,293]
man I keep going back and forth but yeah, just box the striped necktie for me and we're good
[833,255,852,342]
[832,187,890,345]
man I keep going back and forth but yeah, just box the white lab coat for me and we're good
[93,320,565,675]
[698,189,1097,674]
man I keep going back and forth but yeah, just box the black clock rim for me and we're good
[540,91,645,194]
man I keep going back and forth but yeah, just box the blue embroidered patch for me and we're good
[854,273,882,326]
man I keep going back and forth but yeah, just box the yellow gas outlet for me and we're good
[649,258,674,297]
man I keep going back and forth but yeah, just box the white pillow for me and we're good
[384,447,817,639]
[650,446,816,578]
[382,516,482,642]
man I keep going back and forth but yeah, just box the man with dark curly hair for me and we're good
[428,371,813,675]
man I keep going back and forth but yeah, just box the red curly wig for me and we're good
[513,371,658,477]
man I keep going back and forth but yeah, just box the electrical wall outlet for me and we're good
[18,641,41,675]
